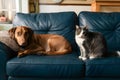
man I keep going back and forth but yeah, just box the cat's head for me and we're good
[76,26,89,38]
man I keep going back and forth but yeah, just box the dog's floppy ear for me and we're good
[27,27,34,36]
[27,27,34,43]
[8,27,16,39]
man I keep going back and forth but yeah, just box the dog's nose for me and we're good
[20,42,27,47]
[21,42,27,46]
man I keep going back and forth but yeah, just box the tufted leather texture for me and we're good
[78,11,120,52]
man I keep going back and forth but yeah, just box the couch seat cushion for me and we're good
[86,57,120,77]
[7,53,85,78]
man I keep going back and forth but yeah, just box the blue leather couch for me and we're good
[0,11,120,80]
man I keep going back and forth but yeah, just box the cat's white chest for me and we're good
[75,35,85,46]
[75,28,85,46]
[75,35,86,60]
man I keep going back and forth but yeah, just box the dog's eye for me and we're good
[17,32,21,36]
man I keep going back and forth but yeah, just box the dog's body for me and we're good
[75,26,108,60]
[9,26,72,57]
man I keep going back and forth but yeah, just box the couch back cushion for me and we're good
[13,12,78,51]
[78,11,120,52]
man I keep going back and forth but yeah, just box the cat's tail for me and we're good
[116,51,120,56]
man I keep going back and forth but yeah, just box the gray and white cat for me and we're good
[75,26,108,60]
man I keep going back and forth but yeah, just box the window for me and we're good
[0,0,16,23]
[0,0,39,24]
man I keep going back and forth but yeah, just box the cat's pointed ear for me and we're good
[84,26,88,30]
[76,25,81,35]
[76,25,80,29]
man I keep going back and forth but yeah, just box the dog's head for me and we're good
[9,26,33,47]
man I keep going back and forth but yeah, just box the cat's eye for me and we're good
[83,32,86,34]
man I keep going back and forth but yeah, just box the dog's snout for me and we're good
[16,36,27,46]
[20,42,26,47]
[20,38,27,45]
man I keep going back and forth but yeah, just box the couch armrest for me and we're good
[0,42,17,80]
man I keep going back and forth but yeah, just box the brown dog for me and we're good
[9,26,72,57]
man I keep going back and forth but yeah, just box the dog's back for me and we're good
[34,34,72,55]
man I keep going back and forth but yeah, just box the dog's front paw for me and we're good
[36,51,47,55]
[17,52,26,58]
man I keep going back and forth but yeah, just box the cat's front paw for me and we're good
[82,57,87,61]
[89,55,100,59]
[78,56,87,61]
[78,56,82,59]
